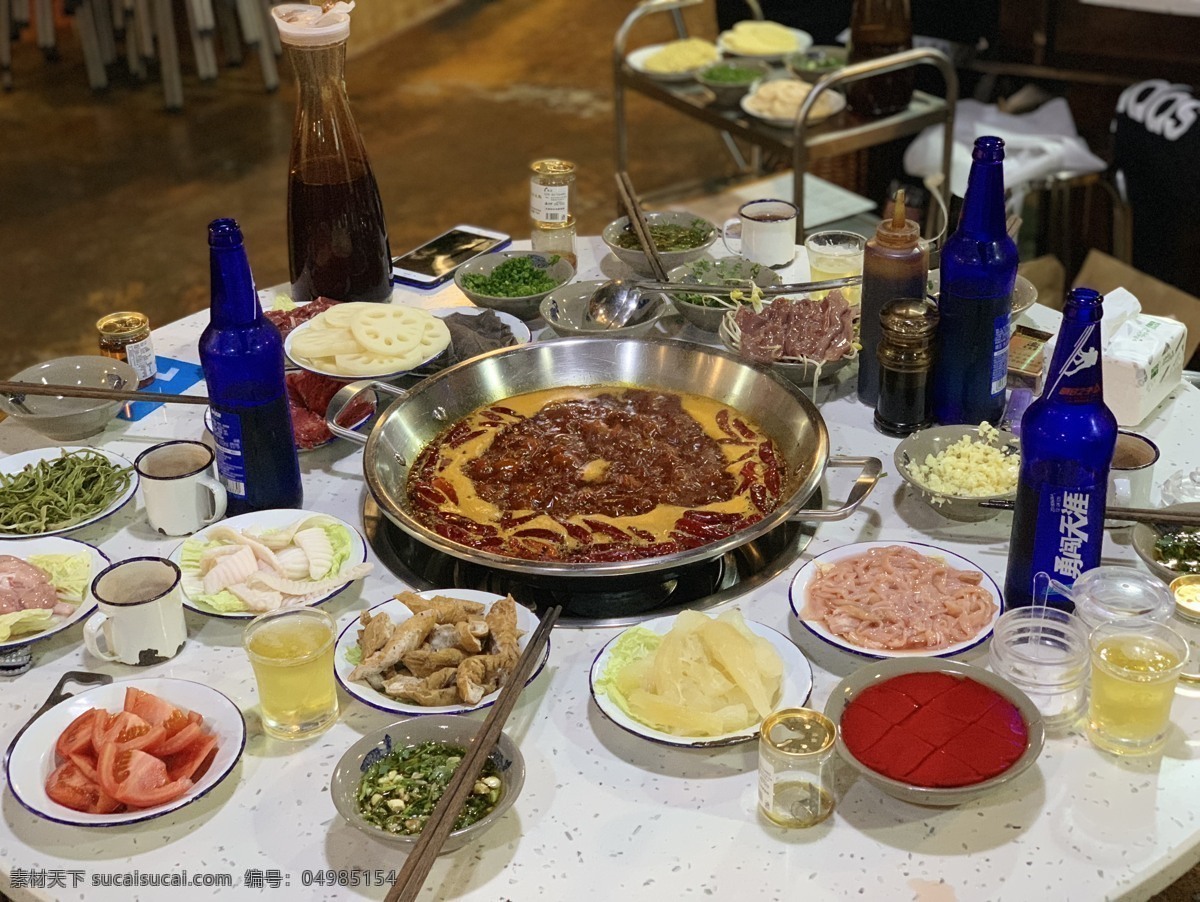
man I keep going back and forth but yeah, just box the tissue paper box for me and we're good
[1104,314,1187,426]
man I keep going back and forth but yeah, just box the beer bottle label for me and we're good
[208,408,248,499]
[1029,483,1106,602]
[990,313,1010,396]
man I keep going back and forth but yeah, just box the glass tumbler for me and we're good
[244,607,339,740]
[757,708,836,828]
[803,230,865,304]
[990,606,1090,732]
[1087,621,1189,756]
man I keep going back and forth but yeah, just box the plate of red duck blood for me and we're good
[824,659,1044,806]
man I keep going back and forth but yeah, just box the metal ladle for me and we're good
[584,275,865,329]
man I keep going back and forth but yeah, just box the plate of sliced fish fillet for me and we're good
[171,509,372,619]
[334,589,550,716]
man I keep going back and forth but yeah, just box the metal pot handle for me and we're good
[325,380,408,444]
[788,456,883,522]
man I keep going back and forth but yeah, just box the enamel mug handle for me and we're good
[83,614,120,662]
[722,217,742,256]
[199,473,228,525]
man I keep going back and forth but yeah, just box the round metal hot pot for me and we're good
[326,337,881,581]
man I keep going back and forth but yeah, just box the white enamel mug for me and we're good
[722,199,798,269]
[135,440,227,536]
[84,558,187,666]
[1107,431,1160,527]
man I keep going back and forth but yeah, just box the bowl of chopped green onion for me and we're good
[0,355,138,441]
[330,715,525,852]
[785,45,847,84]
[696,59,770,107]
[454,251,575,321]
[602,211,718,276]
[664,258,782,332]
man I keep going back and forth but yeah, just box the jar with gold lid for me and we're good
[530,159,577,267]
[97,311,157,388]
[757,708,837,828]
[875,297,938,437]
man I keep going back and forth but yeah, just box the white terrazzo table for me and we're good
[2,237,1199,902]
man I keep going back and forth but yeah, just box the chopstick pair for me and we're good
[615,172,670,282]
[0,380,210,407]
[384,604,562,902]
[978,499,1200,529]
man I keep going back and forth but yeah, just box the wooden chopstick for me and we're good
[0,380,210,407]
[615,172,671,282]
[979,499,1200,528]
[385,604,562,902]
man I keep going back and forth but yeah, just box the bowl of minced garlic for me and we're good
[894,423,1020,521]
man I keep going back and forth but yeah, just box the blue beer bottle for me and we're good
[1003,287,1117,609]
[199,218,304,516]
[932,136,1019,425]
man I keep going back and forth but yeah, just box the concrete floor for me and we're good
[2,2,1199,899]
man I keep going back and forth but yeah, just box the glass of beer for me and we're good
[1087,621,1188,755]
[804,230,866,304]
[244,607,339,740]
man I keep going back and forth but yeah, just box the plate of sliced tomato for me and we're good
[5,678,245,827]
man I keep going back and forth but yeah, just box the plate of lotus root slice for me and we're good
[334,589,550,715]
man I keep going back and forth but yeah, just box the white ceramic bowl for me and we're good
[329,715,525,852]
[823,658,1045,807]
[539,281,668,339]
[0,356,138,440]
[1132,502,1200,583]
[453,251,575,321]
[601,212,717,276]
[893,424,1020,522]
[664,258,781,332]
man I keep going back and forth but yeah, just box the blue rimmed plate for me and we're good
[0,537,107,651]
[170,509,369,619]
[589,612,813,749]
[334,589,549,716]
[6,677,245,827]
[789,540,1004,659]
[0,447,138,539]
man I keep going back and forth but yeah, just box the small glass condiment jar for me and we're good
[874,297,938,437]
[757,708,836,828]
[530,159,577,267]
[1068,566,1174,633]
[96,311,157,388]
[990,606,1090,731]
[1170,575,1200,684]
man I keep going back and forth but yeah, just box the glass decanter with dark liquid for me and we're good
[274,3,391,304]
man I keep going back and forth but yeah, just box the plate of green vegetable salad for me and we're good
[0,447,138,538]
[0,536,107,650]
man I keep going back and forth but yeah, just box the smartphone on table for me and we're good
[390,224,511,288]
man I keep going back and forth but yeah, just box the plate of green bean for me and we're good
[0,446,138,538]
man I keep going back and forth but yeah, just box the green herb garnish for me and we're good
[672,258,765,308]
[613,219,714,253]
[700,63,762,84]
[356,741,503,836]
[1155,529,1200,574]
[461,256,561,297]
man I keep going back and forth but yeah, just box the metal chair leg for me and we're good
[153,0,183,110]
[75,0,110,89]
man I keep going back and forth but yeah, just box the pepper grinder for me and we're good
[875,296,939,437]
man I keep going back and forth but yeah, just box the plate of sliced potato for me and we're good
[284,302,452,379]
[334,589,551,716]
